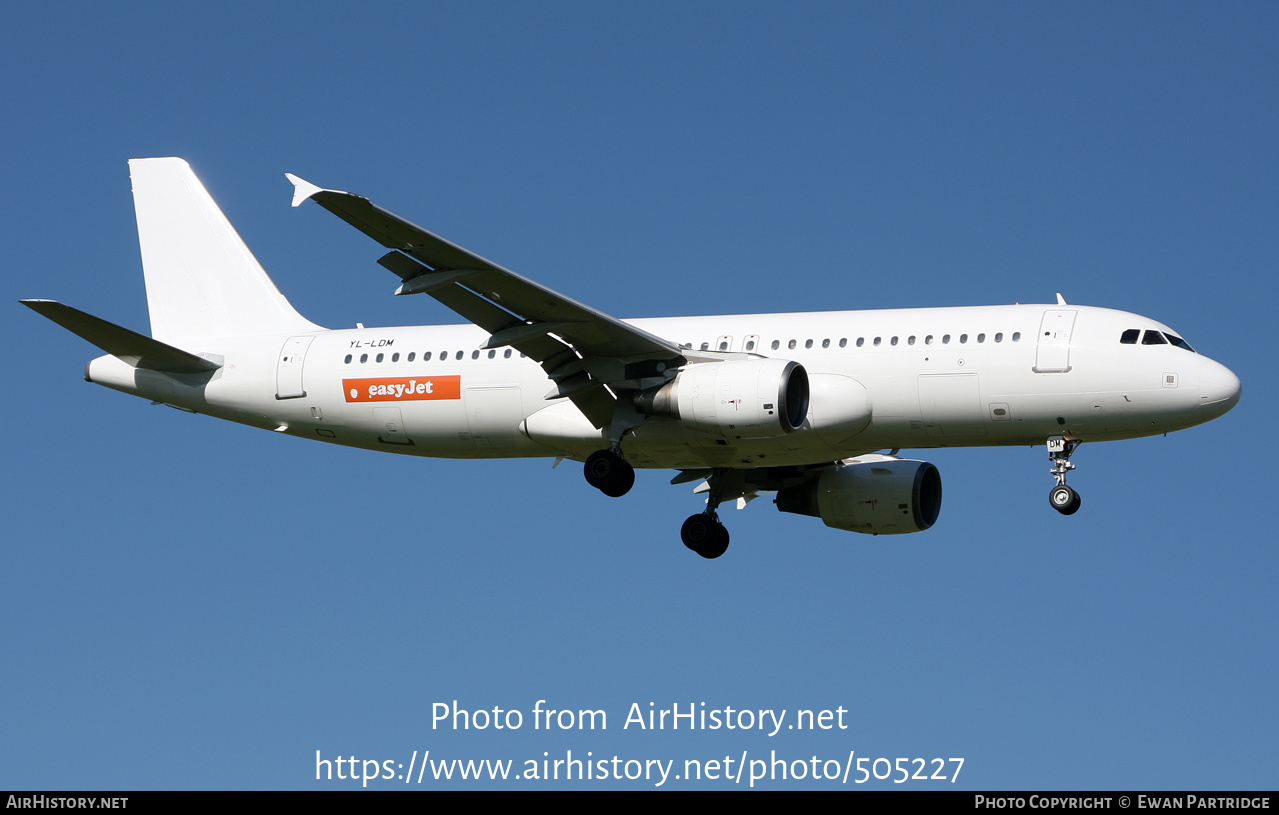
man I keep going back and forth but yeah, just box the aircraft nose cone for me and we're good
[1200,359,1241,414]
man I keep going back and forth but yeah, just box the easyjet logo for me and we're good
[343,376,461,403]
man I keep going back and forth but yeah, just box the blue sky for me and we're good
[3,3,1275,790]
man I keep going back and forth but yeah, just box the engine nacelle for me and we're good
[775,455,942,534]
[636,358,809,438]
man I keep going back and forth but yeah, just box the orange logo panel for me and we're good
[343,376,461,403]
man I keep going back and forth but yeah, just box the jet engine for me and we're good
[635,358,809,438]
[775,455,942,534]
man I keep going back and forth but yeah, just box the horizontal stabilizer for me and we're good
[21,300,221,373]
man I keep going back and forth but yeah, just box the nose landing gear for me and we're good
[1047,436,1082,515]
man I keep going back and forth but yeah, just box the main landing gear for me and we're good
[584,447,635,498]
[581,446,733,559]
[1047,436,1082,515]
[585,404,642,498]
[679,467,740,559]
[681,512,730,560]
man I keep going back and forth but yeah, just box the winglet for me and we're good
[285,173,335,208]
[1056,292,1068,305]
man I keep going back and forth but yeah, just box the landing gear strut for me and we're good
[1047,436,1082,515]
[584,447,635,497]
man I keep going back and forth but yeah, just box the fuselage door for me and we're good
[918,372,986,437]
[276,335,315,399]
[373,407,412,444]
[1034,310,1077,373]
[465,386,523,449]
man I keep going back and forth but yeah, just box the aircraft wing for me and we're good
[287,174,686,427]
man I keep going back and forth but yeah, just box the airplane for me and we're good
[22,158,1241,558]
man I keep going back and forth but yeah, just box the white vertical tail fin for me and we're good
[129,157,320,345]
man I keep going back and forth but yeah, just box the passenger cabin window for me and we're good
[771,340,780,350]
[1120,329,1140,344]
[856,337,864,347]
[344,354,352,364]
[839,338,847,348]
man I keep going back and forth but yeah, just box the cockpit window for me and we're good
[1163,333,1195,352]
[1141,330,1167,345]
[1120,329,1140,344]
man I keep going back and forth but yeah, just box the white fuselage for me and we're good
[83,302,1241,470]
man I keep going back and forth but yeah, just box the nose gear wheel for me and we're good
[1049,484,1081,515]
